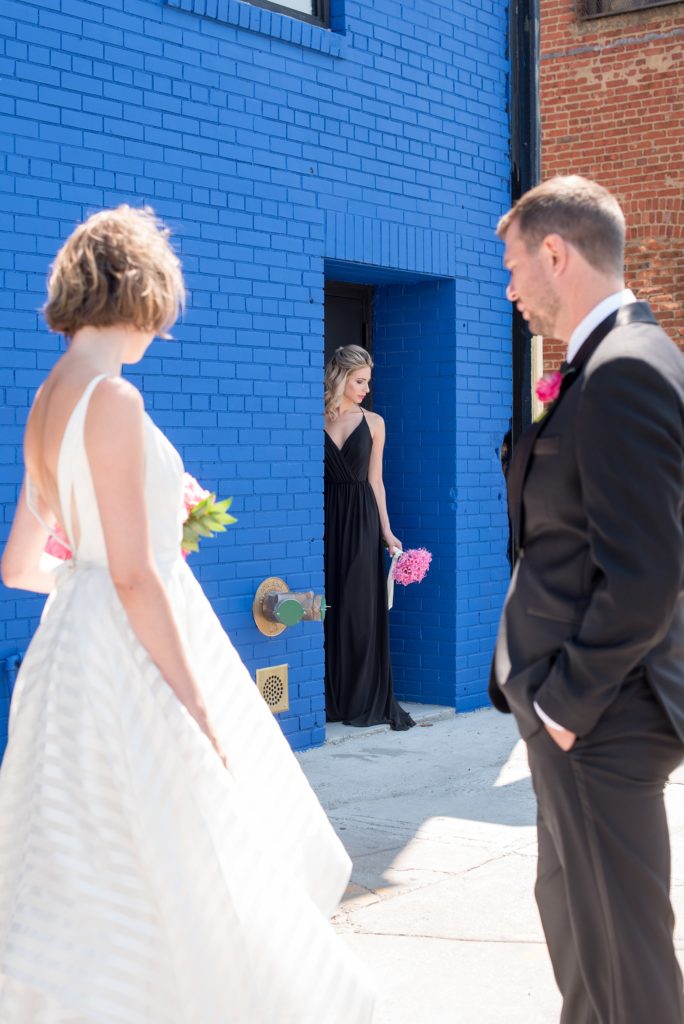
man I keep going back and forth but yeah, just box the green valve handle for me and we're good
[253,577,328,636]
[275,600,306,627]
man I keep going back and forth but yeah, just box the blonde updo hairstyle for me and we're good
[43,205,185,339]
[324,344,373,422]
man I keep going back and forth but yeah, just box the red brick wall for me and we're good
[540,0,684,371]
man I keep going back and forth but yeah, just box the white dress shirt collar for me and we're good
[566,289,636,364]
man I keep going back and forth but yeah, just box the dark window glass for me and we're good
[580,0,682,17]
[245,0,329,26]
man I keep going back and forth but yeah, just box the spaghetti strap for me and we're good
[56,374,109,552]
[24,472,59,543]
[25,370,107,548]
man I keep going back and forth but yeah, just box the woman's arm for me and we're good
[1,478,56,594]
[367,413,402,554]
[86,378,227,767]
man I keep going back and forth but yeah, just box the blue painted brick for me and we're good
[0,0,510,758]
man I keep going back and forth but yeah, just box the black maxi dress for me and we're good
[324,413,415,731]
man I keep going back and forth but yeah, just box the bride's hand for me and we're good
[195,708,228,769]
[207,728,229,769]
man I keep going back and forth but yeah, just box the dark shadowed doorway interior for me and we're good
[324,282,374,410]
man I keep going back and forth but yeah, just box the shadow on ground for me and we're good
[300,706,536,904]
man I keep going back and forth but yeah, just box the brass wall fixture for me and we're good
[256,664,289,714]
[253,576,327,637]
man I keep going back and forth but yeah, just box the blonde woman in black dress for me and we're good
[324,345,415,731]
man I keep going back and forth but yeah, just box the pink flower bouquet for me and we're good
[392,548,432,586]
[43,472,236,561]
[44,522,72,561]
[181,472,236,556]
[386,546,432,610]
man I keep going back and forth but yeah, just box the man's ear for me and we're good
[541,233,569,277]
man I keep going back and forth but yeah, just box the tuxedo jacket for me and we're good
[490,303,684,742]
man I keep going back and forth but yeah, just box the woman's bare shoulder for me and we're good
[366,410,385,435]
[30,366,141,423]
[89,375,143,415]
[85,377,145,452]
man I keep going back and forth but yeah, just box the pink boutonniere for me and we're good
[534,364,576,419]
[535,370,563,405]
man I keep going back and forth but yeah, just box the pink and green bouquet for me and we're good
[44,472,236,561]
[181,472,236,557]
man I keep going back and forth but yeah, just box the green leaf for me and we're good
[210,511,237,527]
[190,496,212,515]
[212,497,234,513]
[192,520,215,538]
[182,487,237,553]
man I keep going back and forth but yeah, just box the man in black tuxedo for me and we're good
[490,176,684,1023]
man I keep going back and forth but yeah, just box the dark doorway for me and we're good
[324,282,374,408]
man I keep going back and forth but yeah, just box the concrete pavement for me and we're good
[297,704,684,1024]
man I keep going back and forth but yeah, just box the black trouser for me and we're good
[527,676,684,1024]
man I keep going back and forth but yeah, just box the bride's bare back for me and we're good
[24,358,109,541]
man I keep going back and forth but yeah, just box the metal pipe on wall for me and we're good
[509,0,541,445]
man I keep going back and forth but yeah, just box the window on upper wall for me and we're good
[579,0,683,17]
[246,0,330,26]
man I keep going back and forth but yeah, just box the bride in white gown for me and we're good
[0,206,375,1023]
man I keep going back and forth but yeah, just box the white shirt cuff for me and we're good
[534,701,566,732]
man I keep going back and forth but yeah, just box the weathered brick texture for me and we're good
[541,0,684,371]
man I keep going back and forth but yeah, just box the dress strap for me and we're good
[56,374,109,551]
[25,472,63,544]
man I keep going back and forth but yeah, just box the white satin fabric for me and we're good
[0,375,375,1023]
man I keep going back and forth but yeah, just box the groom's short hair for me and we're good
[497,176,626,276]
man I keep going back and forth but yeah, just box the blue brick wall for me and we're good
[0,0,511,756]
[373,278,458,705]
[0,649,21,752]
[455,233,513,711]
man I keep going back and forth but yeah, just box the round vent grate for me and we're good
[256,664,288,715]
[262,674,285,707]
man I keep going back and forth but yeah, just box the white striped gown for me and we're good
[0,375,375,1023]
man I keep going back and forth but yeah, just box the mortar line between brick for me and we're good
[542,24,684,61]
